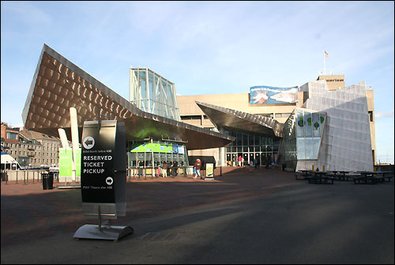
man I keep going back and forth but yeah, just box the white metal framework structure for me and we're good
[129,68,180,121]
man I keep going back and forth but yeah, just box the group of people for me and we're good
[233,155,273,169]
[158,161,181,178]
[135,160,182,178]
[133,159,204,179]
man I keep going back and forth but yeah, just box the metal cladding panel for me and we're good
[300,81,374,171]
[196,101,283,138]
[22,44,234,150]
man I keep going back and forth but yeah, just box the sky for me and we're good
[1,1,394,163]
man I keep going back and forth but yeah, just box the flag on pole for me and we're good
[324,50,329,59]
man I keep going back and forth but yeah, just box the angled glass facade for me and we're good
[279,80,373,172]
[225,130,279,167]
[279,108,326,170]
[295,109,326,160]
[129,68,181,121]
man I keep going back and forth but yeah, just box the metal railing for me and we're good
[1,169,56,184]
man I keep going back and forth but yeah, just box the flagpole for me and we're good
[323,50,326,75]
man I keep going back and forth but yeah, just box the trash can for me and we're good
[1,171,8,181]
[42,172,54,190]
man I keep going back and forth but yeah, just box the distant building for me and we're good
[1,122,61,168]
[316,74,345,91]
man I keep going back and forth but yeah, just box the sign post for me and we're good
[73,120,133,241]
[205,163,214,181]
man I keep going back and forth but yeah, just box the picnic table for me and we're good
[372,171,393,182]
[353,171,385,184]
[307,171,334,184]
[295,170,313,180]
[326,170,353,181]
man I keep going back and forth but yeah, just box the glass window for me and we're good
[148,71,154,101]
[256,136,261,145]
[236,134,242,146]
[242,134,248,146]
[160,153,166,163]
[303,112,312,137]
[249,135,254,146]
[140,78,147,100]
[312,113,321,137]
[7,132,18,140]
[296,112,305,137]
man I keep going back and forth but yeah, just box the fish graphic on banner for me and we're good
[249,86,298,105]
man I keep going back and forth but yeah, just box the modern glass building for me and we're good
[225,131,278,167]
[279,108,327,171]
[22,44,376,173]
[22,44,234,177]
[194,101,284,167]
[129,67,186,170]
[178,77,376,172]
[129,67,180,121]
[292,80,374,171]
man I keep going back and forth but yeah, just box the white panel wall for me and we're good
[300,81,373,171]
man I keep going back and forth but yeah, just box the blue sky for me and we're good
[1,1,394,163]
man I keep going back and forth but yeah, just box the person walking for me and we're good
[162,161,168,178]
[172,161,178,176]
[138,160,144,177]
[167,161,172,177]
[193,159,202,179]
[156,163,161,177]
[238,155,242,167]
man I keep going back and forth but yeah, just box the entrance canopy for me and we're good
[196,101,284,138]
[22,44,234,150]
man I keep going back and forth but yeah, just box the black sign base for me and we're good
[73,224,133,241]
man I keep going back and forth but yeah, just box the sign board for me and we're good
[74,120,133,241]
[80,120,126,218]
[206,163,214,177]
[130,142,185,154]
[249,86,298,105]
[59,148,81,182]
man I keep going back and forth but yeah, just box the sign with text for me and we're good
[206,163,214,177]
[74,120,132,241]
[80,120,126,217]
[81,121,116,203]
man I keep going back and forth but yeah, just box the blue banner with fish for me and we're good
[249,85,298,105]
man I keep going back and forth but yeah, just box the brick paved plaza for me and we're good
[1,168,394,264]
